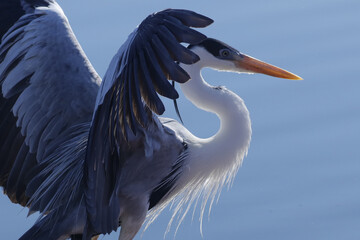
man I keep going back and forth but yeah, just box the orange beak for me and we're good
[234,53,302,80]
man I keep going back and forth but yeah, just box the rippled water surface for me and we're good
[1,0,359,239]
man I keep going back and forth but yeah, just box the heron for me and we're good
[0,0,301,239]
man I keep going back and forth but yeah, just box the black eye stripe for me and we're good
[189,38,236,58]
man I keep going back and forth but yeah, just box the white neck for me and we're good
[178,49,252,183]
[147,49,252,233]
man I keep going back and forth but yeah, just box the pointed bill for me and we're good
[234,54,302,80]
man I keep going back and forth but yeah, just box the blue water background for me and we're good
[1,0,359,239]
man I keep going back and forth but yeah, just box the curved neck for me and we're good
[179,62,252,176]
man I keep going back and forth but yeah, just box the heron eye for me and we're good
[220,49,230,58]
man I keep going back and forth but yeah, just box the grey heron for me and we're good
[0,0,301,239]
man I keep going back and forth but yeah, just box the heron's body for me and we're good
[0,1,300,239]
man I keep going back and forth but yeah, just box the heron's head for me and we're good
[188,38,302,80]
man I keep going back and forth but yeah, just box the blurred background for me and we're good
[1,0,359,239]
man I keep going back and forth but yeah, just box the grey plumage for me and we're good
[0,0,213,239]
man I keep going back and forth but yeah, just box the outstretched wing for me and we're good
[84,9,213,235]
[0,0,101,207]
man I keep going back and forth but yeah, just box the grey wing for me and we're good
[0,0,101,208]
[84,9,213,236]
